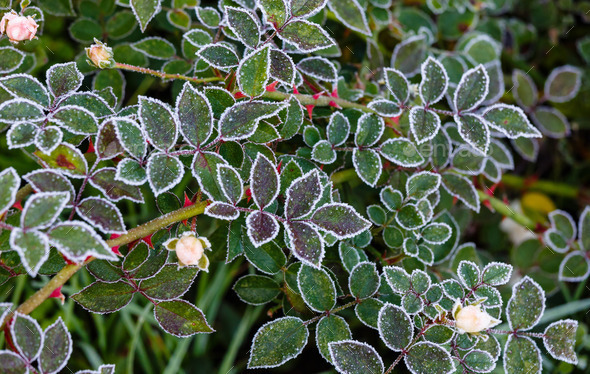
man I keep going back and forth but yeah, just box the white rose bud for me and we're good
[453,301,500,334]
[85,38,115,69]
[164,232,211,271]
[0,10,39,43]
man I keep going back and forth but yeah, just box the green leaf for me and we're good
[106,10,137,39]
[52,105,98,135]
[39,317,72,374]
[248,317,308,368]
[328,0,370,35]
[419,56,448,104]
[191,151,227,201]
[507,276,545,331]
[146,154,183,195]
[379,138,424,167]
[218,164,243,204]
[291,0,327,17]
[356,297,383,329]
[396,204,425,230]
[46,62,83,98]
[0,351,26,372]
[328,340,384,374]
[278,19,336,52]
[353,149,382,187]
[72,281,135,313]
[0,98,45,124]
[0,46,25,74]
[278,95,303,139]
[251,153,279,209]
[167,9,190,30]
[69,17,102,43]
[286,221,324,267]
[543,319,578,364]
[380,186,403,211]
[285,170,322,219]
[512,69,538,108]
[237,45,271,98]
[91,167,144,203]
[233,275,280,305]
[140,264,197,301]
[454,64,489,112]
[544,65,582,103]
[455,113,490,155]
[154,299,214,337]
[225,6,261,48]
[531,106,570,138]
[463,350,495,372]
[406,171,440,200]
[258,0,288,26]
[297,265,336,312]
[219,101,285,141]
[378,303,413,351]
[559,251,590,282]
[421,223,451,245]
[579,206,590,251]
[114,118,146,160]
[9,228,49,276]
[349,262,380,299]
[196,7,220,28]
[503,335,541,374]
[410,107,441,144]
[11,313,43,361]
[367,99,401,117]
[0,167,19,215]
[242,231,286,275]
[175,82,213,147]
[0,74,50,107]
[38,0,75,16]
[355,113,384,147]
[311,203,371,240]
[197,43,239,70]
[441,172,479,212]
[405,342,454,374]
[138,96,178,151]
[34,143,88,178]
[484,104,541,139]
[451,144,485,175]
[312,140,337,164]
[93,69,125,105]
[316,315,352,364]
[49,221,118,262]
[384,68,409,104]
[423,324,454,344]
[383,266,411,294]
[269,48,295,86]
[391,35,427,77]
[130,0,162,32]
[458,260,480,289]
[482,262,513,286]
[132,37,176,60]
[297,56,337,82]
[22,191,68,229]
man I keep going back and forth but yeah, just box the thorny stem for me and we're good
[1,200,209,329]
[113,63,223,84]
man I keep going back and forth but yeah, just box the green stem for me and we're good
[501,174,580,199]
[14,184,33,203]
[477,190,537,230]
[262,90,375,113]
[1,201,209,328]
[113,63,223,84]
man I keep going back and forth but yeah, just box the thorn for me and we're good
[86,138,95,154]
[320,164,324,170]
[293,85,299,95]
[452,196,458,205]
[234,91,247,99]
[329,100,341,109]
[245,188,252,203]
[266,81,278,92]
[183,192,194,208]
[312,92,322,100]
[276,160,283,174]
[391,115,401,125]
[49,286,65,305]
[109,233,122,255]
[142,234,154,249]
[331,89,338,98]
[306,104,315,120]
[483,200,493,211]
[11,201,22,211]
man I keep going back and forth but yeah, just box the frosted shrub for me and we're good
[0,0,587,373]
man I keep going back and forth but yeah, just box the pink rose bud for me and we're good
[85,38,115,69]
[0,10,38,43]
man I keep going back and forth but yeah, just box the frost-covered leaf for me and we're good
[379,138,424,167]
[197,43,239,70]
[503,335,541,374]
[225,6,261,48]
[11,312,43,362]
[196,7,221,28]
[312,140,337,164]
[455,113,490,155]
[24,170,75,207]
[248,317,308,368]
[298,265,336,312]
[246,211,279,246]
[531,106,570,138]
[458,260,480,289]
[367,99,401,117]
[559,251,590,282]
[311,203,371,240]
[327,112,350,146]
[396,203,425,230]
[21,191,69,229]
[71,281,135,314]
[131,0,162,32]
[463,350,495,373]
[242,231,286,274]
[139,264,197,301]
[114,117,146,160]
[0,167,19,215]
[76,197,125,234]
[327,0,370,35]
[278,19,336,52]
[482,262,512,286]
[96,120,123,160]
[380,186,403,212]
[316,315,352,364]
[290,0,327,18]
[205,202,239,220]
[549,210,576,240]
[7,122,37,149]
[441,173,479,212]
[147,154,183,195]
[454,64,489,112]
[46,62,83,98]
[0,46,25,74]
[328,340,384,374]
[39,317,73,374]
[285,221,324,267]
[507,276,545,331]
[269,48,295,86]
[384,67,409,104]
[421,223,451,244]
[0,351,25,373]
[378,303,412,351]
[285,169,323,219]
[237,45,271,98]
[405,342,454,374]
[483,104,541,139]
[406,171,440,200]
[0,98,45,124]
[192,151,227,201]
[0,74,50,107]
[219,101,285,140]
[297,56,337,82]
[175,82,213,147]
[91,167,144,203]
[355,113,384,147]
[49,221,117,262]
[543,320,578,364]
[52,105,98,135]
[419,56,448,104]
[391,35,427,77]
[233,274,280,305]
[512,69,538,108]
[258,0,289,26]
[349,262,380,299]
[410,107,441,144]
[154,299,214,337]
[251,153,279,209]
[544,65,582,103]
[451,144,485,175]
[511,137,539,162]
[115,159,147,186]
[352,149,382,187]
[218,164,243,204]
[139,96,178,151]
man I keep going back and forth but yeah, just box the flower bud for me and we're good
[452,301,500,334]
[163,232,211,271]
[0,10,38,43]
[85,38,115,69]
